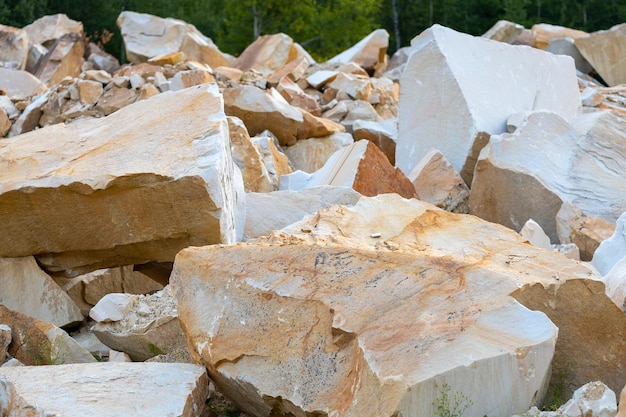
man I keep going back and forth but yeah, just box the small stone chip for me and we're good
[370,232,381,238]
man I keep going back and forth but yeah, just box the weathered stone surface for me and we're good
[0,84,244,275]
[353,118,396,165]
[0,362,209,417]
[557,203,616,262]
[77,79,103,106]
[576,23,626,87]
[531,23,588,50]
[117,11,231,68]
[171,194,619,417]
[330,99,381,133]
[593,212,626,276]
[169,68,215,91]
[281,139,417,199]
[327,72,372,101]
[7,90,48,136]
[90,293,135,323]
[86,42,120,74]
[408,148,469,213]
[284,132,353,173]
[0,305,95,365]
[267,56,310,86]
[470,111,626,251]
[224,85,303,146]
[244,186,361,240]
[0,109,10,137]
[34,32,85,86]
[297,110,345,139]
[249,133,293,190]
[0,325,10,364]
[328,29,389,74]
[546,37,593,74]
[229,117,275,193]
[397,24,580,179]
[558,381,617,417]
[482,20,524,43]
[235,33,312,75]
[276,77,322,116]
[92,287,187,361]
[0,257,83,328]
[0,68,46,100]
[23,13,83,46]
[94,85,137,115]
[0,25,29,70]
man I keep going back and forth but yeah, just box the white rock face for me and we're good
[169,195,605,417]
[89,293,134,323]
[559,381,617,417]
[604,257,626,311]
[593,212,626,276]
[0,256,83,327]
[0,362,208,417]
[327,29,389,72]
[397,24,581,179]
[0,84,245,274]
[117,11,231,68]
[243,186,361,239]
[470,111,626,244]
[284,132,353,173]
[520,219,552,249]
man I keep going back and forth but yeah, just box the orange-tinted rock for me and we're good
[352,118,396,165]
[296,110,345,139]
[234,33,312,75]
[34,32,84,86]
[531,23,588,49]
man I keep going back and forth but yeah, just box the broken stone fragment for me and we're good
[0,325,10,363]
[23,13,83,46]
[117,11,231,68]
[34,32,85,86]
[169,69,215,91]
[235,33,311,75]
[281,139,417,199]
[558,381,617,417]
[296,110,345,140]
[0,362,208,417]
[229,117,275,193]
[531,23,588,50]
[284,132,353,173]
[0,84,245,275]
[0,256,83,328]
[0,68,47,100]
[328,29,389,75]
[408,148,469,213]
[89,293,135,323]
[0,109,10,137]
[482,20,524,43]
[557,202,616,261]
[593,212,626,276]
[397,24,580,180]
[470,111,626,255]
[77,79,103,106]
[353,118,397,165]
[92,287,187,361]
[252,133,293,189]
[275,76,322,116]
[576,23,626,87]
[243,186,361,240]
[0,25,29,70]
[224,85,303,146]
[267,56,311,87]
[0,305,95,365]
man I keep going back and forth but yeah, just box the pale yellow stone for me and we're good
[78,79,103,106]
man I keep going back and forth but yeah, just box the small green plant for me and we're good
[148,343,164,356]
[542,367,575,412]
[433,383,473,417]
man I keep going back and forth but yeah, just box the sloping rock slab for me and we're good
[0,84,244,275]
[0,362,208,417]
[171,195,618,417]
[397,24,580,181]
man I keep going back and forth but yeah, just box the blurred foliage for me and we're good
[1,0,626,61]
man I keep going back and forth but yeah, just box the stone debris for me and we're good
[0,256,83,328]
[0,362,209,417]
[0,325,10,364]
[92,287,187,361]
[0,10,625,417]
[0,305,95,365]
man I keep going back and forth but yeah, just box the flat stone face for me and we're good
[470,111,626,245]
[0,68,47,100]
[328,29,389,73]
[0,362,208,417]
[23,13,83,45]
[171,195,616,417]
[397,24,580,177]
[234,33,300,75]
[117,11,230,68]
[576,23,626,86]
[0,256,83,327]
[0,84,244,274]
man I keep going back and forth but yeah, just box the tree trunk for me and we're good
[253,4,261,39]
[392,0,401,51]
[429,0,433,26]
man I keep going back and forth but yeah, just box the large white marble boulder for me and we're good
[172,194,619,417]
[397,24,580,182]
[0,84,245,275]
[470,111,626,254]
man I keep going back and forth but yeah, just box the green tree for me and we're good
[0,0,49,27]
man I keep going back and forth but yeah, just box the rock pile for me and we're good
[0,10,625,417]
